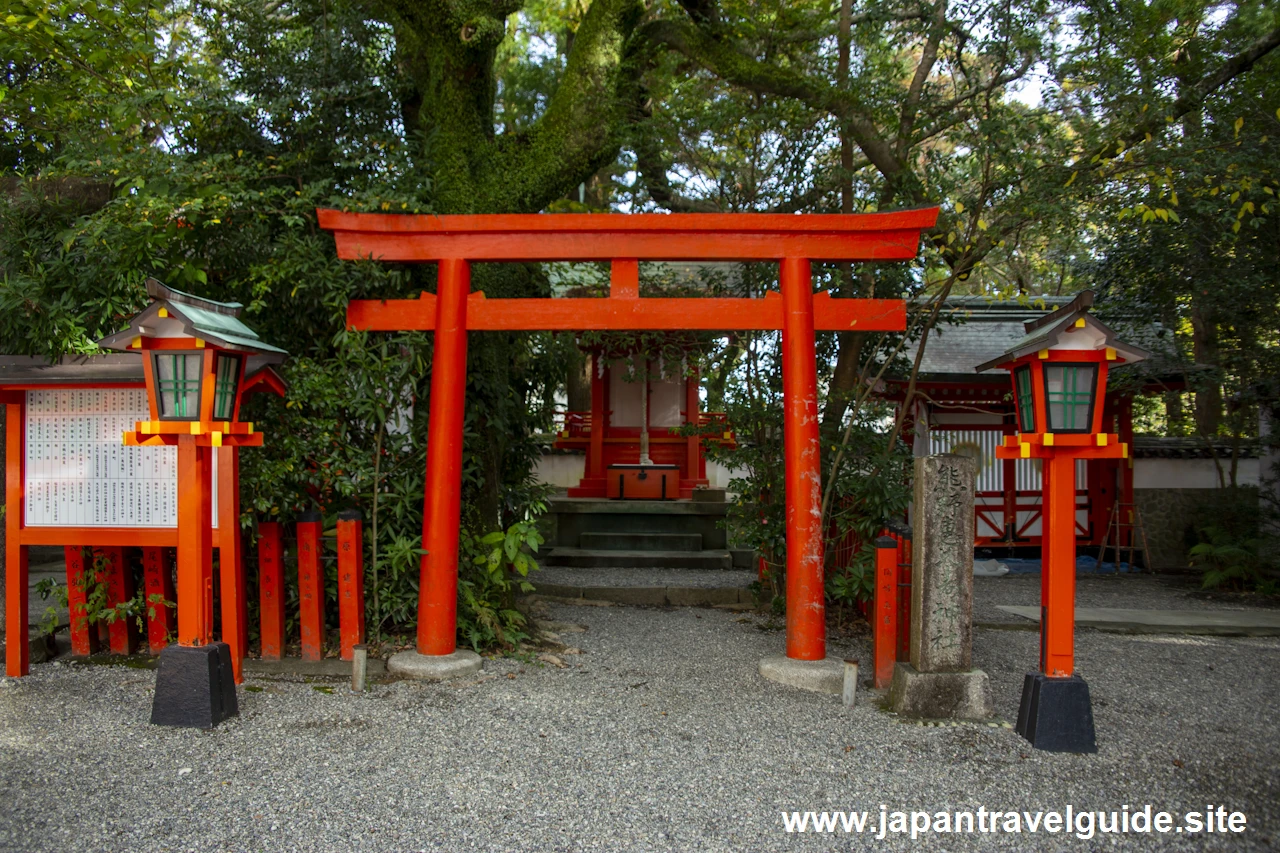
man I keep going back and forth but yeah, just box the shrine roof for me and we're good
[0,352,288,391]
[98,279,287,358]
[898,296,1076,381]
[892,294,1190,386]
[0,353,145,384]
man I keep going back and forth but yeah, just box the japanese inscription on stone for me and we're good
[910,454,976,673]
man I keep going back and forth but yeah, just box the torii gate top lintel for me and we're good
[317,207,940,263]
[320,208,940,333]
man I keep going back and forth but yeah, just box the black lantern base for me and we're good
[1015,673,1097,753]
[150,643,238,729]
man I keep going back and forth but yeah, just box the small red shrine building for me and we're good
[553,356,734,499]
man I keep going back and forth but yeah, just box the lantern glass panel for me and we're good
[213,354,241,420]
[1043,363,1097,433]
[1015,366,1035,432]
[154,352,202,420]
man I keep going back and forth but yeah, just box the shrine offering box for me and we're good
[606,464,680,500]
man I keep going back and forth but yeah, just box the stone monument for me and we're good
[888,454,993,719]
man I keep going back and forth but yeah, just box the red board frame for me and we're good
[3,382,246,677]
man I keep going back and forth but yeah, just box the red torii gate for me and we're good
[318,208,939,676]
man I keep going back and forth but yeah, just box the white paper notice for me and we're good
[24,389,218,528]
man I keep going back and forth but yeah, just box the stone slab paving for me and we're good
[973,572,1277,625]
[995,605,1280,635]
[533,567,756,607]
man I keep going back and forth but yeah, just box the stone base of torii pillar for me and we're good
[888,455,993,721]
[759,655,846,694]
[388,649,483,681]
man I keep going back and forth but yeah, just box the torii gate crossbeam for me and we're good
[319,208,939,676]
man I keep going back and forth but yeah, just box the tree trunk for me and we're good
[566,344,592,412]
[368,0,641,531]
[1164,390,1186,436]
[819,0,866,444]
[1189,296,1222,436]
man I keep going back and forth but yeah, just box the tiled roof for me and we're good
[897,295,1193,381]
[902,296,1075,377]
[0,354,145,384]
[1132,436,1259,459]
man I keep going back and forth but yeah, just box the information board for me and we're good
[24,389,217,528]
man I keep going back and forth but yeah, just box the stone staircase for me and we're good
[543,493,751,571]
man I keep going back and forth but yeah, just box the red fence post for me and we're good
[337,510,365,661]
[141,547,175,653]
[64,546,99,657]
[873,535,898,689]
[101,547,136,655]
[297,512,324,661]
[5,396,28,676]
[257,521,285,660]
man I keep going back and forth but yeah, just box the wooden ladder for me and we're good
[1097,501,1152,572]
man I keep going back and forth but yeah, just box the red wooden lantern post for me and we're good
[978,291,1148,751]
[319,209,937,687]
[98,279,287,727]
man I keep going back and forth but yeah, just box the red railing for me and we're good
[555,410,594,439]
[256,513,366,663]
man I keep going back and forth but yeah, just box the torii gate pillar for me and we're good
[419,258,470,658]
[780,258,825,661]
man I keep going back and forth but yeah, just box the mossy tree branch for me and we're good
[363,0,643,214]
[486,0,646,212]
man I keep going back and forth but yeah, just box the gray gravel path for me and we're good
[1,594,1278,851]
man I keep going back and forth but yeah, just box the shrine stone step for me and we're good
[543,547,732,570]
[578,532,703,552]
[529,566,755,608]
[548,497,729,551]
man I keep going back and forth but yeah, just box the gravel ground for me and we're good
[536,567,756,589]
[2,593,1278,852]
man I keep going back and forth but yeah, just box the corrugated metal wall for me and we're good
[928,428,1088,539]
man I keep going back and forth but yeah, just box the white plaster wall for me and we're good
[707,459,741,490]
[1133,457,1259,489]
[533,453,585,489]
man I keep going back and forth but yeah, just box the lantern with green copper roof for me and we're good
[99,278,287,443]
[976,290,1149,754]
[98,278,287,728]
